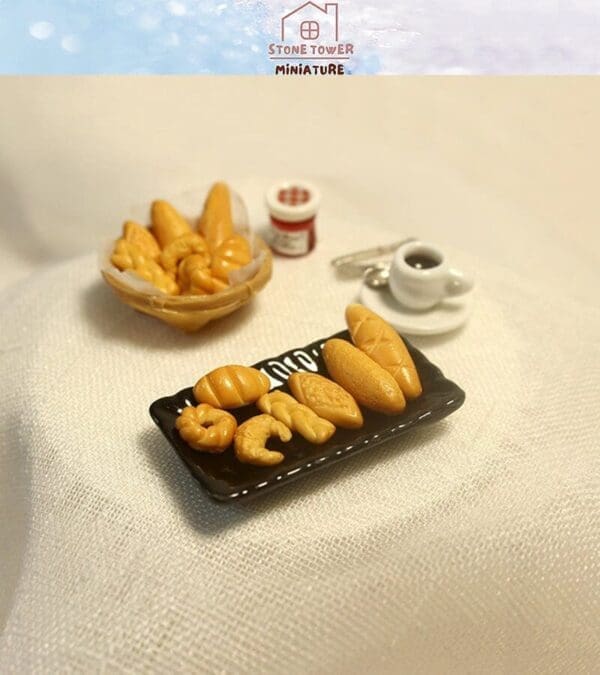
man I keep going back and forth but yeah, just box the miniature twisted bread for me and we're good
[178,255,229,295]
[198,182,234,253]
[111,239,179,295]
[175,404,237,453]
[194,365,270,409]
[346,304,422,400]
[234,414,292,466]
[122,221,161,261]
[151,200,192,248]
[160,232,210,276]
[211,234,252,282]
[257,391,335,444]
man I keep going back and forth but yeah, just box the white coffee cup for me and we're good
[389,241,474,310]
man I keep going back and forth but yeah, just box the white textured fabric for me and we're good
[1,78,599,673]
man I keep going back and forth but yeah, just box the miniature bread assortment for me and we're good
[175,304,425,465]
[108,182,254,298]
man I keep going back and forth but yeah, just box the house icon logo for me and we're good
[281,2,339,42]
[268,1,353,74]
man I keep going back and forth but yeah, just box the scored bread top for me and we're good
[288,372,363,429]
[194,365,270,409]
[323,338,406,415]
[345,304,422,400]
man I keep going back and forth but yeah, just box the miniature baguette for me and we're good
[193,365,270,409]
[322,339,406,415]
[151,200,192,248]
[198,182,234,253]
[345,304,422,400]
[288,372,363,429]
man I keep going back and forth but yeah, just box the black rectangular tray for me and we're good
[149,330,465,501]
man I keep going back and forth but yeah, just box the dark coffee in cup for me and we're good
[405,253,440,270]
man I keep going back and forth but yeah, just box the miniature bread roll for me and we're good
[211,234,252,283]
[122,221,161,261]
[288,372,363,429]
[198,182,234,253]
[194,365,270,409]
[175,404,237,453]
[234,414,291,466]
[322,339,406,415]
[345,303,422,400]
[257,391,336,444]
[151,200,192,248]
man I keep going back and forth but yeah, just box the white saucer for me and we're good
[359,282,473,336]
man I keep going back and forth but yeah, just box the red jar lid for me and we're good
[266,180,320,223]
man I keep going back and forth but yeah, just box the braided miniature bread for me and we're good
[175,404,237,452]
[194,365,270,409]
[111,239,179,295]
[257,391,335,444]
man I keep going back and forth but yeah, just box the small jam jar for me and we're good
[266,180,320,257]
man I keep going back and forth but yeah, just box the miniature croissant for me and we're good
[234,414,291,466]
[194,365,270,409]
[160,232,210,276]
[211,234,252,283]
[257,391,335,444]
[151,200,192,248]
[198,182,234,253]
[111,239,179,295]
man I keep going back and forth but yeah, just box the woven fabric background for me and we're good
[0,78,599,672]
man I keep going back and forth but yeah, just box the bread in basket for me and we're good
[101,183,272,332]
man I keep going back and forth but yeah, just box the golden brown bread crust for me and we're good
[175,404,237,452]
[122,221,161,261]
[234,414,291,466]
[322,338,406,415]
[211,234,252,282]
[257,391,336,444]
[151,200,192,248]
[198,182,234,253]
[193,365,270,409]
[288,372,363,429]
[345,304,422,400]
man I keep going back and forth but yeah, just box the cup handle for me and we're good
[445,268,474,297]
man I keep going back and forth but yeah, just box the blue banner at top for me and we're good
[1,1,598,74]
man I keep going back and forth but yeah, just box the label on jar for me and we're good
[270,225,309,256]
